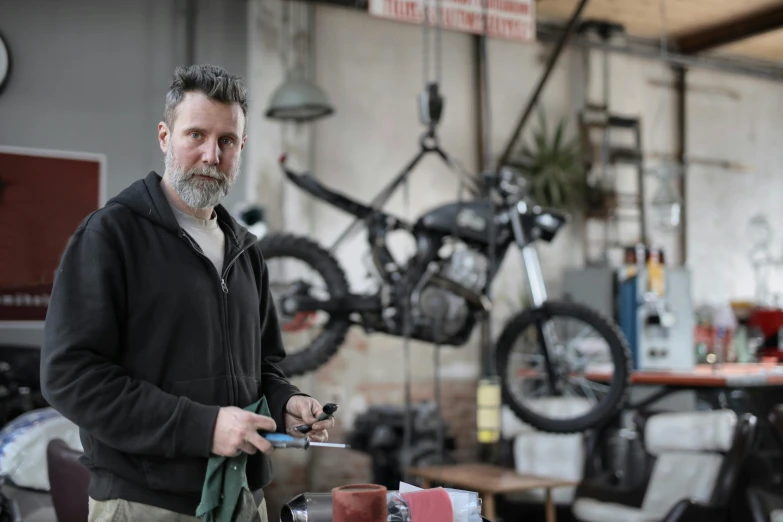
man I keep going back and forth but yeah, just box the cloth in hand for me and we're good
[196,397,270,522]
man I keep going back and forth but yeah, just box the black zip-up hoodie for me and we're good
[40,172,303,515]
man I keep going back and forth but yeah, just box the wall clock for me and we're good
[0,33,10,94]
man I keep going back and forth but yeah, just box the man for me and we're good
[40,64,332,522]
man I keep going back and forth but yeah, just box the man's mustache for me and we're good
[187,168,226,182]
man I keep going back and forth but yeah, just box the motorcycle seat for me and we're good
[286,171,375,219]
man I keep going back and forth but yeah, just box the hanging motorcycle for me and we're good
[259,134,631,434]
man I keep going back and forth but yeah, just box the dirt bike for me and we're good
[259,153,630,433]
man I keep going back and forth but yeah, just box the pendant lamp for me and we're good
[265,66,334,123]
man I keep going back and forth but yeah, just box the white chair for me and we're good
[572,409,757,522]
[501,398,593,505]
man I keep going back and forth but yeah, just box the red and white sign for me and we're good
[368,0,535,42]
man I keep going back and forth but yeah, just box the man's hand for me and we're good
[212,406,277,457]
[285,396,335,443]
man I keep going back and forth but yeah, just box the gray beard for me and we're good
[164,148,240,210]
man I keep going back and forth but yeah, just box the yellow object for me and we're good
[647,250,665,297]
[476,378,501,443]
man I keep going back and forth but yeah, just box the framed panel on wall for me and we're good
[0,146,106,329]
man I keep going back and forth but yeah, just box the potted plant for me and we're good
[583,182,618,219]
[507,110,586,211]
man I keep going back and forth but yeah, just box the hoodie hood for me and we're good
[107,171,255,249]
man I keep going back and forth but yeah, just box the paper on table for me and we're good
[399,481,423,493]
[398,482,477,522]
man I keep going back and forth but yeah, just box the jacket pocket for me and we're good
[168,376,230,406]
[235,376,262,409]
[140,377,229,494]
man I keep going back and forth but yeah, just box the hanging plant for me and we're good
[508,110,586,210]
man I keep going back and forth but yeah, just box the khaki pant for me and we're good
[88,490,268,522]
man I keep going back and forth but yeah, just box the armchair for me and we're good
[572,409,757,522]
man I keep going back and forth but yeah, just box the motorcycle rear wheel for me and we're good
[257,233,351,377]
[495,300,631,433]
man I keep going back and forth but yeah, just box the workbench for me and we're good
[406,463,578,522]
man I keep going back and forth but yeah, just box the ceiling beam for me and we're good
[676,3,783,54]
[535,21,783,82]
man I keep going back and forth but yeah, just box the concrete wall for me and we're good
[0,0,249,346]
[687,68,783,304]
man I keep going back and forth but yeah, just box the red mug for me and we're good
[332,483,388,522]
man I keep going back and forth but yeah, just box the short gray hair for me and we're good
[164,64,248,135]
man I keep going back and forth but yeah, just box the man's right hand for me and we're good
[211,406,277,457]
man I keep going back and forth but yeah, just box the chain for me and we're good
[421,0,443,93]
[436,0,442,87]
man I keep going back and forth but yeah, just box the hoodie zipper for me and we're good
[219,249,246,404]
[180,231,247,406]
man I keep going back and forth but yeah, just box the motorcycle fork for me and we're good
[508,209,561,395]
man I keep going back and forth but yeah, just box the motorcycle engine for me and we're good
[416,246,488,337]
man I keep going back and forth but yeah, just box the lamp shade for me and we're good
[265,67,334,122]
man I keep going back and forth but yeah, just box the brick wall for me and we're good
[263,378,480,520]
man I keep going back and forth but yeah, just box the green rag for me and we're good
[196,397,270,522]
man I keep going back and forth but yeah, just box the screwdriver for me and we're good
[263,433,350,450]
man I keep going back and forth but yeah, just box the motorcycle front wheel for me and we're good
[495,300,631,434]
[257,233,352,377]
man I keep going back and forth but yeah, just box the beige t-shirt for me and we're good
[170,205,226,275]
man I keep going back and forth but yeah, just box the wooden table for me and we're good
[406,463,578,522]
[588,362,783,387]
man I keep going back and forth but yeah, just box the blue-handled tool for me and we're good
[263,433,350,450]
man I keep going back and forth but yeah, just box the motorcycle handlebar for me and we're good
[278,153,304,183]
[278,153,292,172]
[483,167,529,201]
[281,152,528,205]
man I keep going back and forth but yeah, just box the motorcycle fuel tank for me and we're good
[416,201,495,243]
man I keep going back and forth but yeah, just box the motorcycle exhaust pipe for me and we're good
[280,492,333,522]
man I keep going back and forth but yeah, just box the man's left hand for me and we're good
[284,396,335,443]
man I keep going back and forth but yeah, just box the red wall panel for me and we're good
[0,150,101,321]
